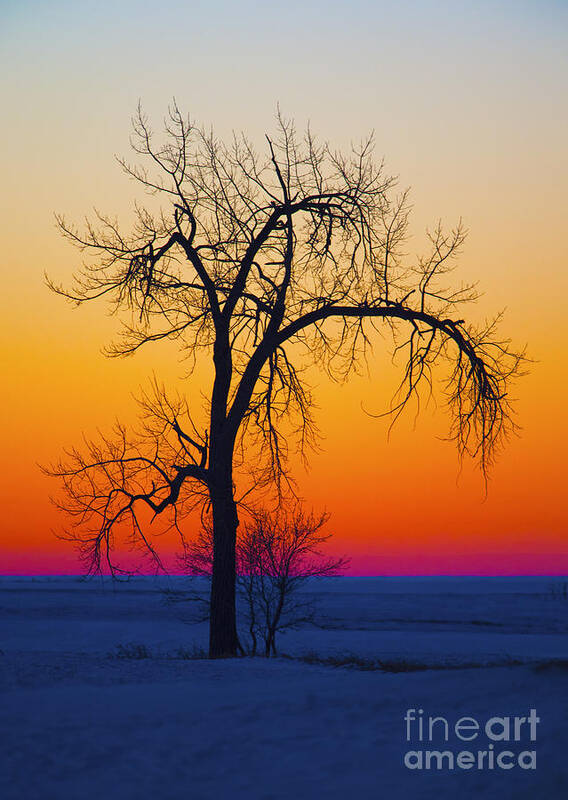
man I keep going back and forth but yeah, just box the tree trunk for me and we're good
[209,476,240,658]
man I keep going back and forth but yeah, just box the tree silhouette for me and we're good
[47,104,525,657]
[181,507,348,657]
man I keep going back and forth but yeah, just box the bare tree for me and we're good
[46,103,525,657]
[182,508,347,656]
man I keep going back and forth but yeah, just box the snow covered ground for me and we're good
[2,576,568,799]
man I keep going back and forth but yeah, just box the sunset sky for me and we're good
[1,0,567,574]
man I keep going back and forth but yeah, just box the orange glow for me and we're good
[1,2,567,575]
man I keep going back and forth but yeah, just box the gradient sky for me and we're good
[1,0,567,574]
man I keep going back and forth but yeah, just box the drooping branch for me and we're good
[275,301,522,472]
